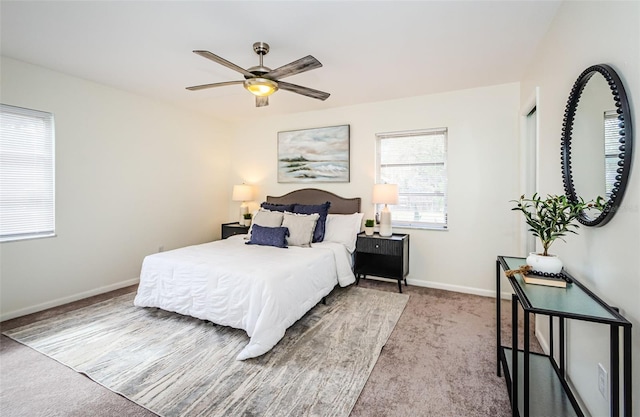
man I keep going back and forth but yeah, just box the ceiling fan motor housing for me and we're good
[247,42,272,77]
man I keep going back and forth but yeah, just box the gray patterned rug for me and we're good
[3,286,408,417]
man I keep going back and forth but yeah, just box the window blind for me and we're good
[0,104,55,241]
[604,110,619,199]
[376,128,448,229]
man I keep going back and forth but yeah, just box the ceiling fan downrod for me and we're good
[250,42,271,75]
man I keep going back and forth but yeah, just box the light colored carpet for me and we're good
[3,286,408,417]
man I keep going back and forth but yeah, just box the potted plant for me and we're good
[243,212,252,227]
[511,193,599,273]
[364,219,375,236]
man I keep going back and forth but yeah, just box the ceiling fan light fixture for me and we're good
[244,78,278,97]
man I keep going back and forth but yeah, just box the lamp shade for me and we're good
[232,184,254,202]
[372,184,399,205]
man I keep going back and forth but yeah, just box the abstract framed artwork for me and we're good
[277,124,350,183]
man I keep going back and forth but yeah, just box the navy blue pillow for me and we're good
[292,201,331,243]
[260,202,295,212]
[245,224,289,248]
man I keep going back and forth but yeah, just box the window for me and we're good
[376,128,447,229]
[0,104,55,242]
[603,110,619,200]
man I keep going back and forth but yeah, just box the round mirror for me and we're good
[561,64,633,226]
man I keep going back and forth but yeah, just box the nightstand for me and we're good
[354,232,409,293]
[221,222,249,239]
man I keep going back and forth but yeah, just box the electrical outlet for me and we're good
[598,363,607,399]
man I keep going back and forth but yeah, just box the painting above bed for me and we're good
[278,124,350,183]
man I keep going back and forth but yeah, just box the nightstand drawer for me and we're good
[222,222,250,239]
[356,236,403,255]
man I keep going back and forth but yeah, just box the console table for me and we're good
[496,256,632,417]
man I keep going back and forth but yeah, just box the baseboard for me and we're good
[534,317,551,355]
[366,276,512,299]
[2,276,511,321]
[0,278,140,322]
[405,278,513,299]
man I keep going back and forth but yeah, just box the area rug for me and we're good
[3,286,408,417]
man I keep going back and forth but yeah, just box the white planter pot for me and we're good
[526,252,563,274]
[364,227,374,236]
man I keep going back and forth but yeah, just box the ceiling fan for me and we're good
[186,42,330,107]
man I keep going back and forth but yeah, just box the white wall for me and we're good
[228,83,521,297]
[0,57,231,320]
[520,1,639,415]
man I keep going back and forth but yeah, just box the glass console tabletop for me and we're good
[499,256,626,324]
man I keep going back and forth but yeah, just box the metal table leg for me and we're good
[512,294,518,417]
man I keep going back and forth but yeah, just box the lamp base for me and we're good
[379,206,392,237]
[239,203,249,223]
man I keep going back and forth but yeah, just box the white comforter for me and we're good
[134,235,355,360]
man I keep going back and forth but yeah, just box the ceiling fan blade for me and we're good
[186,80,244,91]
[193,50,255,78]
[256,96,269,107]
[277,81,330,101]
[264,55,322,80]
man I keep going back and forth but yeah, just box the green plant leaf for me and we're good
[511,193,599,254]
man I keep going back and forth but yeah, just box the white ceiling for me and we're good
[1,1,561,122]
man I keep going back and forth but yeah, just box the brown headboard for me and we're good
[266,188,361,214]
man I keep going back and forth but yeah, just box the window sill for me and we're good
[0,233,57,243]
[392,224,448,231]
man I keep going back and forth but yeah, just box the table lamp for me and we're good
[372,184,399,237]
[232,184,254,223]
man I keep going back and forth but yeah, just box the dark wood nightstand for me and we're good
[221,222,249,239]
[354,232,409,293]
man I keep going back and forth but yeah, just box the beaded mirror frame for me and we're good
[561,64,633,227]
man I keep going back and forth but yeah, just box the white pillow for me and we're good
[323,213,364,252]
[247,209,284,238]
[282,212,319,247]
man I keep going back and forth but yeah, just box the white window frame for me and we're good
[376,128,448,230]
[0,104,56,242]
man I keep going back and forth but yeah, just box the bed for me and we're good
[134,188,362,360]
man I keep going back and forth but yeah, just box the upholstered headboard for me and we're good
[266,188,361,214]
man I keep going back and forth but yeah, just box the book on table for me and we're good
[522,273,567,288]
